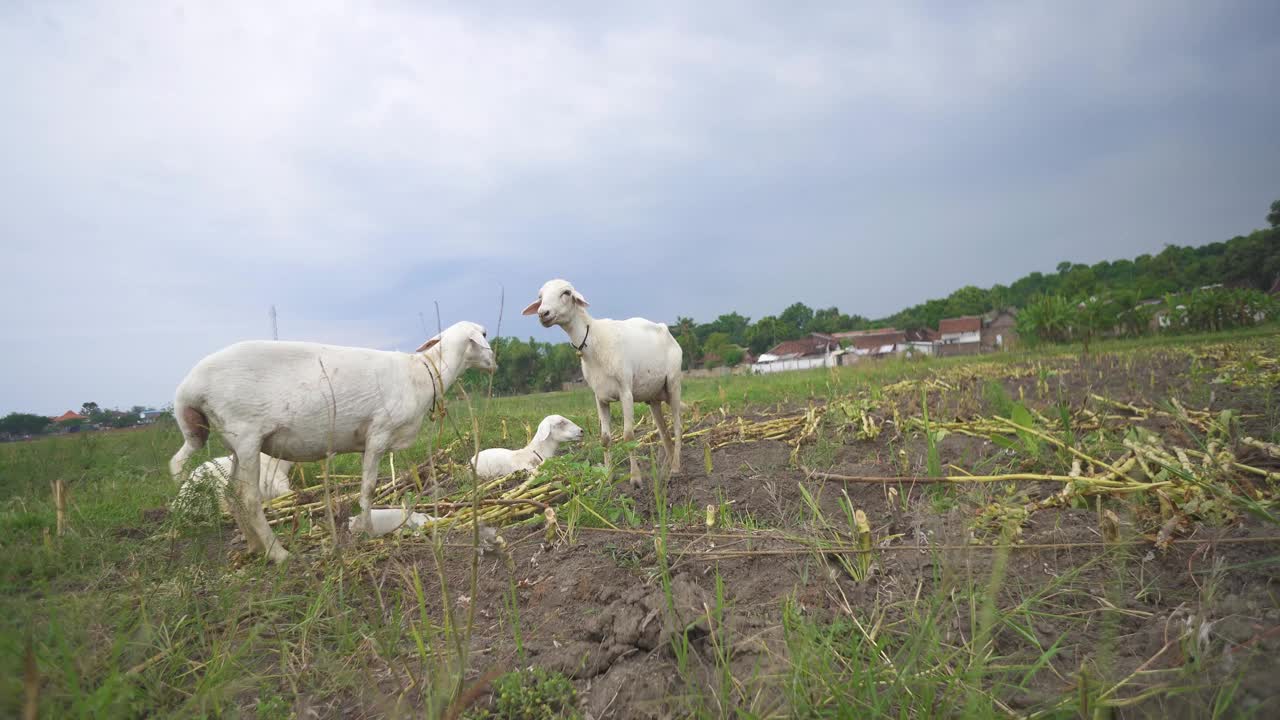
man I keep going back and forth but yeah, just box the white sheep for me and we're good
[522,279,682,487]
[173,453,294,519]
[167,321,496,563]
[471,414,585,479]
[348,508,435,537]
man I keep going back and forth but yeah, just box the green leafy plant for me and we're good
[464,667,580,720]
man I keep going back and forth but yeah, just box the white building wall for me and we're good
[751,353,841,374]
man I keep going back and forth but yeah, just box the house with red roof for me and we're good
[752,333,842,374]
[936,316,983,357]
[51,410,86,423]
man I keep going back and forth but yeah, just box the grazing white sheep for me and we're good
[522,279,682,487]
[167,321,496,563]
[173,453,294,518]
[471,414,584,479]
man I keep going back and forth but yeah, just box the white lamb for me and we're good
[167,321,496,563]
[173,453,294,518]
[471,414,585,479]
[522,279,682,487]
[348,508,435,537]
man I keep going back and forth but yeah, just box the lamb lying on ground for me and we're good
[471,414,584,479]
[175,456,430,539]
[348,508,435,537]
[172,453,294,519]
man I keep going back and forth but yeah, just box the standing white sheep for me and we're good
[471,414,584,479]
[173,453,294,519]
[522,279,682,487]
[167,321,496,563]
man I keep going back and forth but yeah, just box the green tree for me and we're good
[809,306,854,334]
[779,303,814,333]
[1073,295,1119,355]
[943,285,991,317]
[105,408,142,428]
[747,316,784,354]
[702,332,732,359]
[0,412,52,435]
[1268,199,1280,228]
[704,313,751,346]
[674,329,700,370]
[1017,295,1074,345]
[1060,265,1098,298]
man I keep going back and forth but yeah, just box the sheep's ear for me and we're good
[416,336,441,353]
[571,290,589,308]
[532,420,551,443]
[521,298,541,315]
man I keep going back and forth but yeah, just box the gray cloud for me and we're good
[2,0,1278,414]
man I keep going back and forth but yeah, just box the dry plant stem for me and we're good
[457,377,483,704]
[565,525,1280,553]
[1181,447,1280,480]
[992,415,1134,479]
[692,535,1280,558]
[413,499,549,512]
[808,469,1109,485]
[51,479,66,536]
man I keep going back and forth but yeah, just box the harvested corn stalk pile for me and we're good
[256,409,836,545]
[263,464,568,540]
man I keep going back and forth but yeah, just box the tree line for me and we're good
[463,201,1275,393]
[0,402,159,439]
[8,202,1280,414]
[1017,286,1277,353]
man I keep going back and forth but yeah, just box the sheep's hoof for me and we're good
[267,547,290,564]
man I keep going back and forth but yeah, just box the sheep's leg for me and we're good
[356,450,383,535]
[170,405,209,484]
[224,453,263,553]
[649,401,675,472]
[168,441,200,484]
[621,391,640,488]
[669,378,683,474]
[232,446,289,562]
[596,397,614,477]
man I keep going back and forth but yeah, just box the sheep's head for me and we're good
[534,414,585,445]
[522,279,588,328]
[416,321,497,372]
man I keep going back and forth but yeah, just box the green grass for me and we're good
[2,327,1278,718]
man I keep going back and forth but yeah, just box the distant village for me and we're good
[0,406,168,442]
[748,308,1019,374]
[556,309,1020,390]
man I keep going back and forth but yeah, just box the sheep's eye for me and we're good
[561,290,571,297]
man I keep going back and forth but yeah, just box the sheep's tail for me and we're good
[169,397,210,482]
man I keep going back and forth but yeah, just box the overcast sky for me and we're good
[3,1,1278,415]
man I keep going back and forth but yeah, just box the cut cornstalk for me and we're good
[992,415,1133,480]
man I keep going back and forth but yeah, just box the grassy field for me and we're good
[3,329,1280,718]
